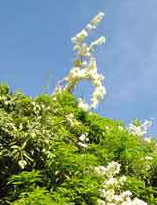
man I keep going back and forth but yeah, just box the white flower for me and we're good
[132,198,147,205]
[120,190,132,198]
[72,29,88,42]
[71,36,77,43]
[18,160,27,169]
[56,12,106,111]
[92,12,105,24]
[85,12,105,32]
[77,29,88,38]
[97,199,106,205]
[98,12,105,18]
[144,137,152,143]
[144,156,153,160]
[78,142,88,148]
[95,161,147,205]
[128,119,153,136]
[86,23,93,30]
[93,85,106,99]
[78,98,89,111]
[119,175,127,184]
[79,134,88,141]
[143,119,153,128]
[89,36,106,50]
[105,161,121,176]
[78,43,90,56]
[94,165,106,176]
[104,177,118,187]
[82,61,87,66]
[104,189,115,201]
[52,97,57,102]
[90,100,99,109]
[66,113,75,126]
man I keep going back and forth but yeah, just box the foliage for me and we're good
[0,82,157,204]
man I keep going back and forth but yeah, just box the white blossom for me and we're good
[144,156,153,161]
[132,198,147,205]
[89,36,106,50]
[119,175,127,185]
[79,133,89,142]
[66,113,81,127]
[143,137,152,143]
[128,119,153,136]
[97,199,106,205]
[66,113,75,126]
[78,98,90,111]
[55,12,106,111]
[82,60,87,66]
[78,142,88,148]
[95,161,147,205]
[94,165,106,176]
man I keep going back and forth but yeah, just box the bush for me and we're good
[0,82,157,204]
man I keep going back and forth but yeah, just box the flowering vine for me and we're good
[128,119,153,137]
[55,12,106,111]
[94,161,147,205]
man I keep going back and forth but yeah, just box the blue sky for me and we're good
[0,0,157,136]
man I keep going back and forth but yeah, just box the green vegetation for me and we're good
[0,82,157,204]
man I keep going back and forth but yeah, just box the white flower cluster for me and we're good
[140,156,153,171]
[143,137,152,143]
[78,133,89,148]
[66,113,81,127]
[55,12,106,111]
[144,156,153,161]
[94,161,147,205]
[128,119,153,136]
[95,161,121,177]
